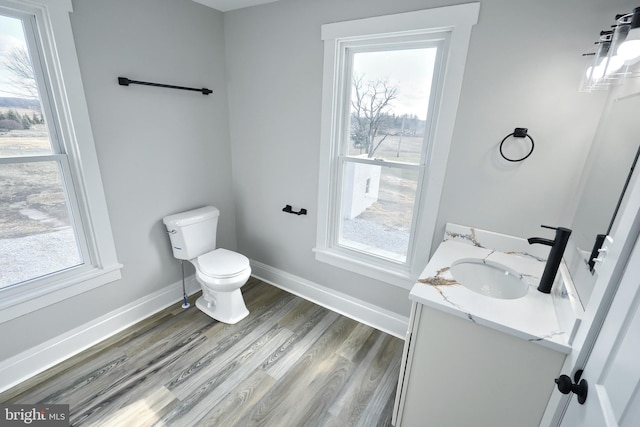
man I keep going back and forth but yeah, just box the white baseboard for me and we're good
[250,260,409,339]
[0,276,200,394]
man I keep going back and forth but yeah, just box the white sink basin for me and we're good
[450,258,529,300]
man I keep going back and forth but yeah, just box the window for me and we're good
[0,11,84,287]
[315,4,479,287]
[0,0,121,322]
[339,44,441,263]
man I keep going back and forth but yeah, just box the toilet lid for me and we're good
[197,248,250,278]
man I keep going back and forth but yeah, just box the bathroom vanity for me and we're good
[392,224,580,427]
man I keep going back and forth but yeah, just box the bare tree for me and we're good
[4,47,38,99]
[350,74,398,158]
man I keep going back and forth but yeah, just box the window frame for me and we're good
[315,4,480,289]
[0,0,121,323]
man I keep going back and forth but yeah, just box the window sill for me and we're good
[313,247,416,290]
[0,263,123,324]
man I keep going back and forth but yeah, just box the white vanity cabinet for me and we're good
[392,301,567,427]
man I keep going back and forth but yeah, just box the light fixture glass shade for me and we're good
[605,55,626,75]
[617,27,640,60]
[580,41,612,92]
[618,7,640,61]
[586,62,605,80]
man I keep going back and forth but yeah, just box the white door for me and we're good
[558,232,640,426]
[542,111,640,425]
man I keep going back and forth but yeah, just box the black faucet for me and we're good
[527,225,572,293]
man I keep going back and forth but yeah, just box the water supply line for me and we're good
[181,260,190,309]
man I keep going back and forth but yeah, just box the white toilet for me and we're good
[163,206,250,324]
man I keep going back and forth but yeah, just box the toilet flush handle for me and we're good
[167,229,177,234]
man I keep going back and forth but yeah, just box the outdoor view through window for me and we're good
[0,12,82,289]
[339,46,436,262]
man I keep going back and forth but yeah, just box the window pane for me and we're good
[0,161,82,288]
[0,14,51,157]
[339,162,418,262]
[347,48,437,164]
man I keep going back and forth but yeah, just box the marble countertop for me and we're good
[410,225,579,354]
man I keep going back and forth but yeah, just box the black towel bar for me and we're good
[118,76,212,95]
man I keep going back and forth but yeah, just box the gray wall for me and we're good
[224,0,635,317]
[0,0,234,359]
[1,0,635,361]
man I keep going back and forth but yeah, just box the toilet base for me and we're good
[195,288,249,324]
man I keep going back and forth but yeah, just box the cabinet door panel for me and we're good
[396,307,565,427]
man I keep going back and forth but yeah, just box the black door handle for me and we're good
[555,374,588,404]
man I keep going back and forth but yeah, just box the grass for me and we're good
[349,134,424,164]
[351,134,421,229]
[0,125,82,288]
[0,125,71,239]
[358,168,417,229]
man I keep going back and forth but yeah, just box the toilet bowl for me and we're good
[162,206,251,324]
[192,248,250,324]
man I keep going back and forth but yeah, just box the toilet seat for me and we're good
[197,248,250,279]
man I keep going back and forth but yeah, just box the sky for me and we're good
[0,14,31,99]
[351,47,437,119]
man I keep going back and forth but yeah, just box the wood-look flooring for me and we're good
[0,278,404,426]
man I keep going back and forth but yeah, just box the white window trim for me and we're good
[314,3,479,289]
[0,0,122,323]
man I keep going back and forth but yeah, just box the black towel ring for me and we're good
[499,128,535,162]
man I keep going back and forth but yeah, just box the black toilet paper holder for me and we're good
[282,205,307,215]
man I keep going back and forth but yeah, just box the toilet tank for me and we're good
[163,206,220,260]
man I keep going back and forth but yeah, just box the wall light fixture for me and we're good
[617,7,640,61]
[581,7,640,92]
